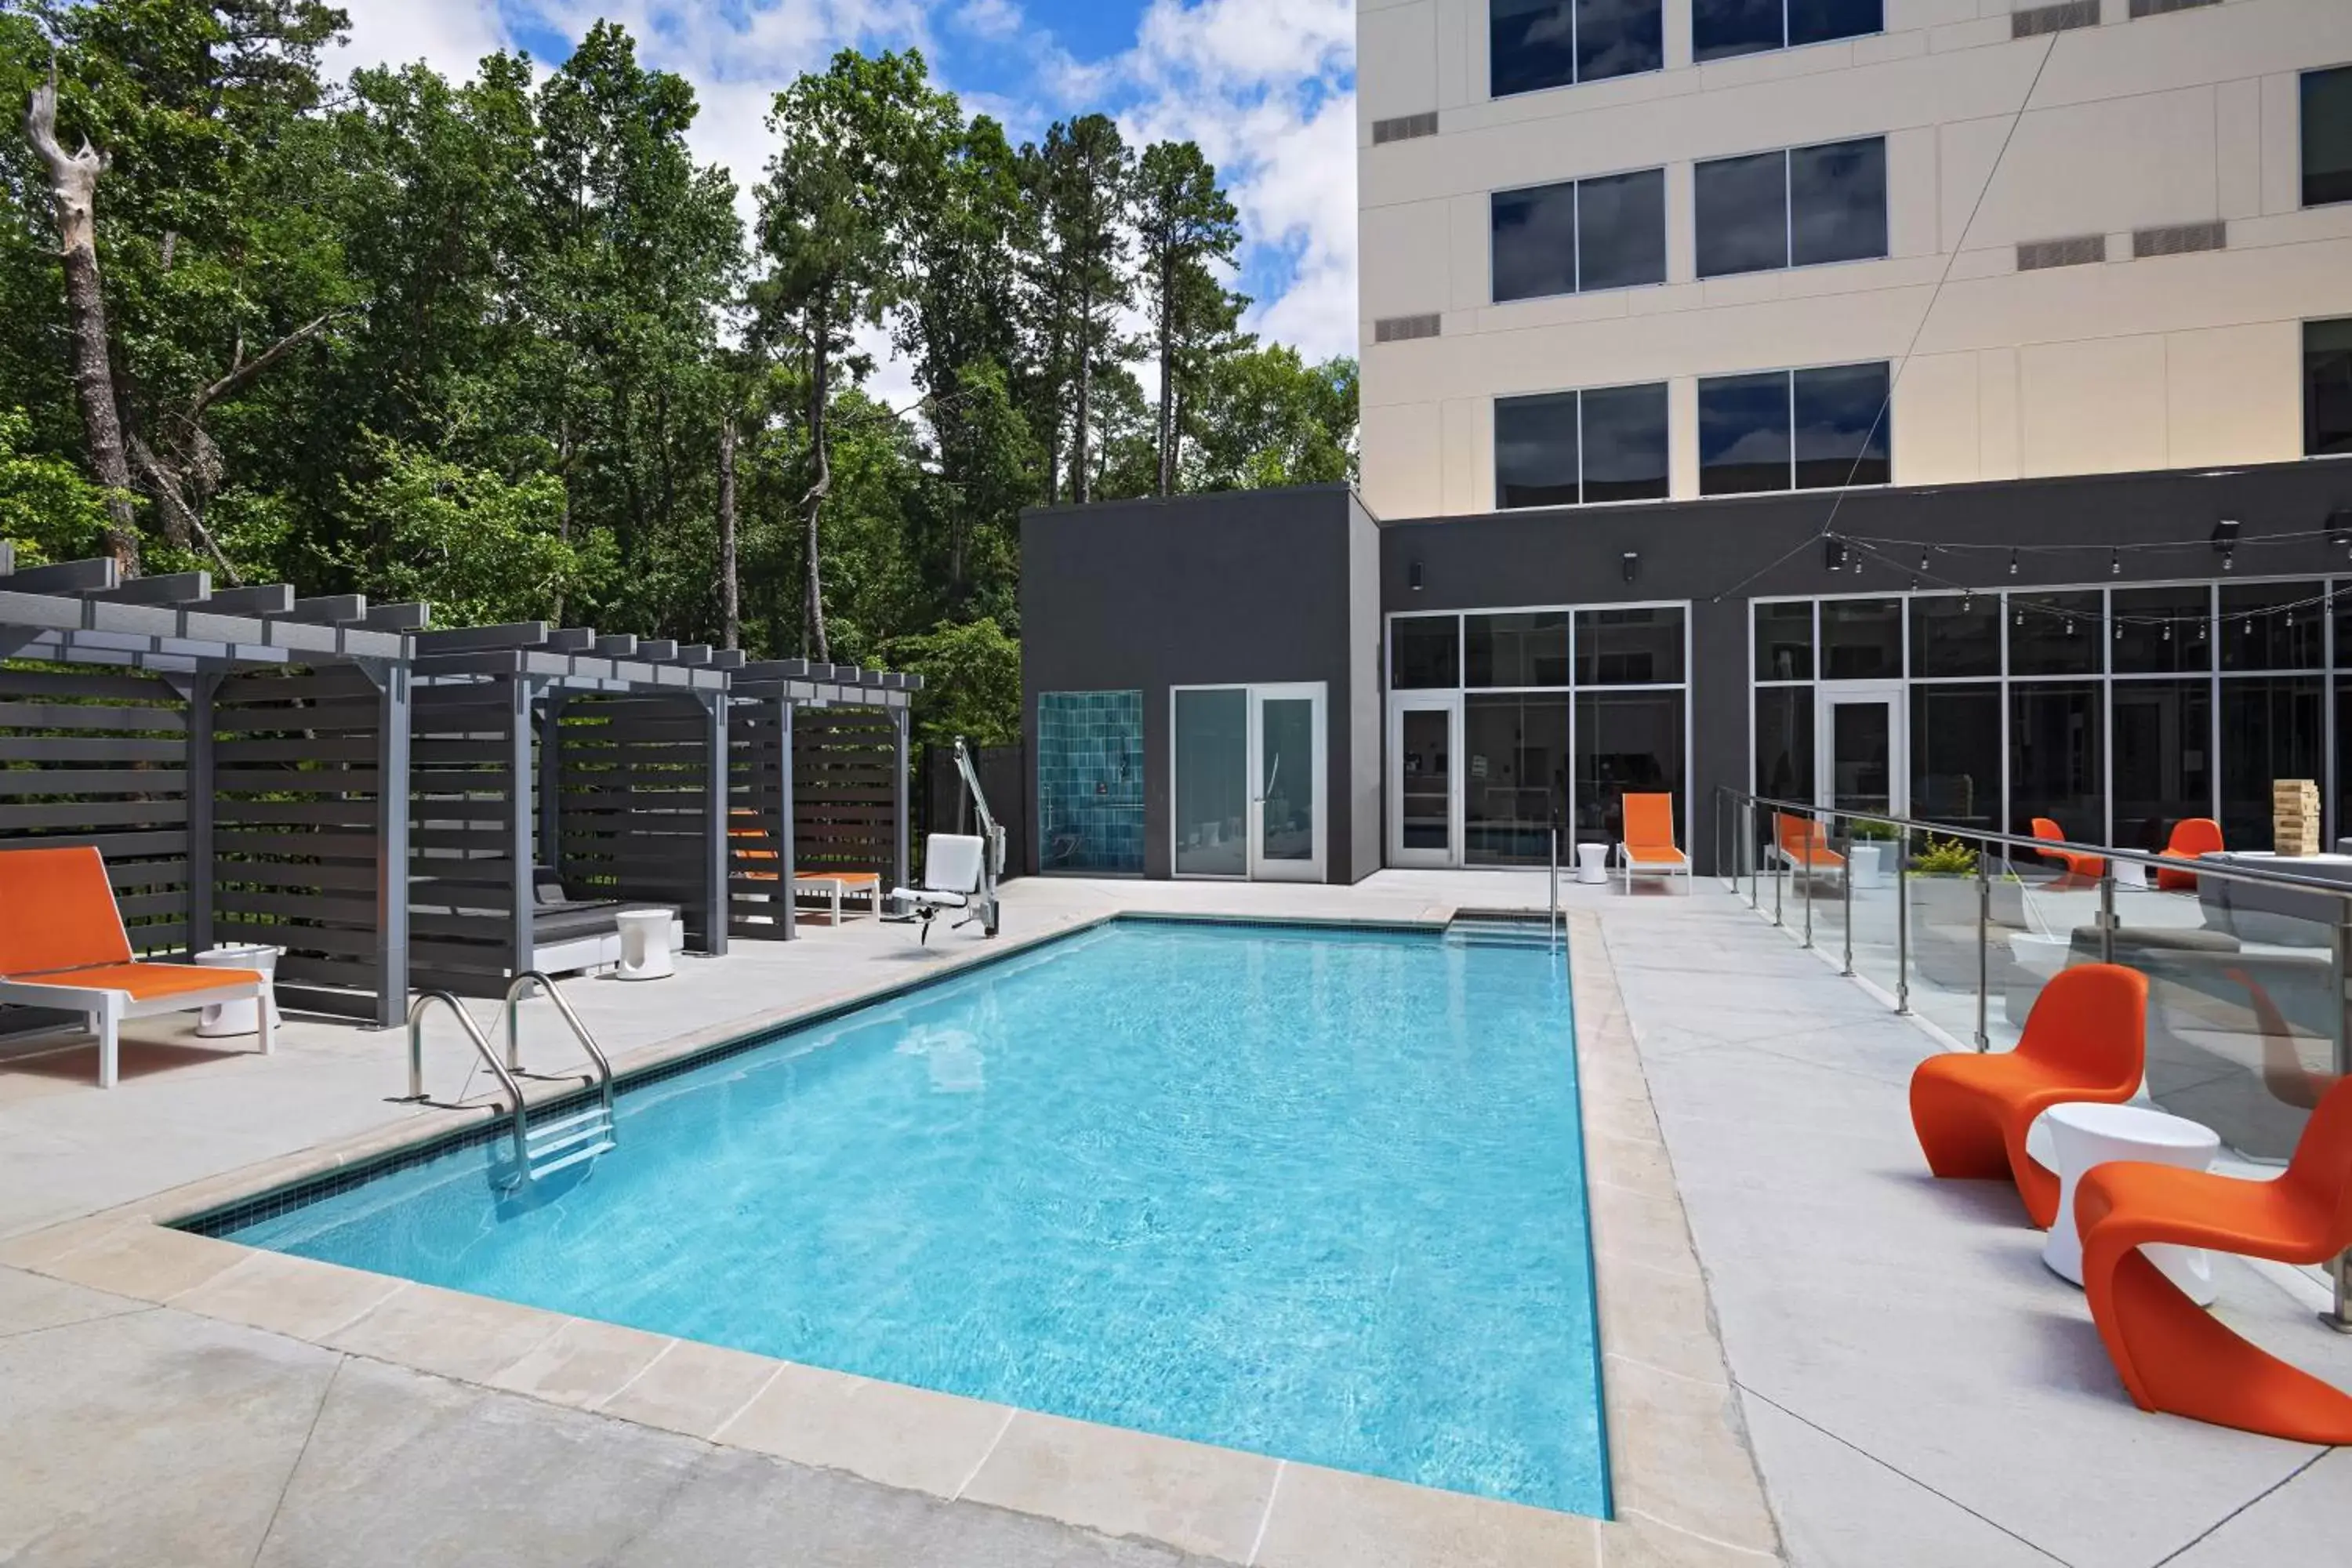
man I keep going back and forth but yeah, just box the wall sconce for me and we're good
[1824,536,1850,573]
[2328,510,2352,559]
[1409,558,1424,591]
[2212,518,2239,572]
[1621,550,1639,584]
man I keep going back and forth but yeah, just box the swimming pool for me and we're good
[208,919,1607,1515]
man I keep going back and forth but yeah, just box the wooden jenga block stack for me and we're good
[2273,779,2321,856]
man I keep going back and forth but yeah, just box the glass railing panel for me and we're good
[1903,854,1986,1050]
[1846,823,1902,1007]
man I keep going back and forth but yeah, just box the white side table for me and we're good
[195,945,283,1037]
[2039,1102,2220,1303]
[613,909,676,981]
[1575,843,1609,885]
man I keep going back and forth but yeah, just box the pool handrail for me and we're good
[405,989,529,1171]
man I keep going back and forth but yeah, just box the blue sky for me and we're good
[336,1,1359,383]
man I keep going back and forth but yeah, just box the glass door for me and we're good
[1250,684,1327,882]
[1388,695,1461,868]
[1816,683,1907,820]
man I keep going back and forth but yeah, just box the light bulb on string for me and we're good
[2065,618,2075,637]
[1918,548,1929,573]
[2009,549,2019,577]
[2162,622,2172,641]
[2110,548,2121,577]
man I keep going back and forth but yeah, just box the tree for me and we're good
[0,404,111,562]
[1189,348,1359,491]
[884,615,1021,750]
[757,49,956,661]
[1134,140,1243,496]
[1027,114,1133,506]
[20,65,136,568]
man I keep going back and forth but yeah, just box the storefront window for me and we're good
[2220,583,2324,672]
[2112,680,2212,853]
[1754,688,1813,802]
[2008,591,2102,677]
[2220,677,2325,848]
[1391,615,1460,688]
[1908,593,1997,678]
[1466,612,1570,687]
[2113,587,2212,675]
[1465,694,1568,864]
[1576,691,1683,847]
[2009,683,2103,843]
[1820,597,1900,679]
[1755,601,1813,681]
[1574,605,1684,684]
[1911,684,2000,831]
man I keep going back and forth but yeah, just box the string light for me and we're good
[2009,549,2019,577]
[2111,548,2121,576]
[1918,548,1930,573]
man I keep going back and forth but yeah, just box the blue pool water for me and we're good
[216,920,1606,1514]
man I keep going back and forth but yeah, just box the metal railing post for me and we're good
[1746,799,1759,909]
[2330,920,2352,1332]
[1802,810,1814,948]
[1975,851,1991,1051]
[2100,872,2116,967]
[1548,827,1560,946]
[1773,825,1784,927]
[1895,830,1911,1014]
[1841,815,1855,976]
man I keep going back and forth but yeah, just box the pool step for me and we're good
[1445,921,1564,950]
[524,1102,616,1181]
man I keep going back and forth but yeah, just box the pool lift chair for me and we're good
[891,737,1004,942]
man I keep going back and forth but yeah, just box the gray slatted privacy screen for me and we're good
[795,707,897,882]
[553,692,721,951]
[213,666,405,1018]
[408,679,528,996]
[727,695,793,939]
[0,660,192,956]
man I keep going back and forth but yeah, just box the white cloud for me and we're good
[336,0,510,78]
[951,0,1024,42]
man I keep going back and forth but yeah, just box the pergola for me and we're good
[0,544,419,1027]
[726,660,919,940]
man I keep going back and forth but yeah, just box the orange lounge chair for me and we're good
[0,845,270,1088]
[2076,1075,2352,1443]
[1908,964,2147,1226]
[1615,793,1690,894]
[2155,816,2223,892]
[1772,812,1845,881]
[2029,817,2106,883]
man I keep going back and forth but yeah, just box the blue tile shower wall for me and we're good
[1037,690,1145,873]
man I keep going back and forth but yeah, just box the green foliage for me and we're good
[1851,818,1900,841]
[1912,834,1980,876]
[885,615,1022,750]
[0,406,114,563]
[1188,348,1359,491]
[336,436,598,626]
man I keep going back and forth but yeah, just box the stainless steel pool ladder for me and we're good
[403,976,615,1183]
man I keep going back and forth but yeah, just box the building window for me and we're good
[1694,0,1881,64]
[2309,318,2352,456]
[2303,65,2352,208]
[1492,169,1665,302]
[1698,362,1890,495]
[1490,0,1663,98]
[1697,137,1886,278]
[1496,383,1670,509]
[1392,616,1461,688]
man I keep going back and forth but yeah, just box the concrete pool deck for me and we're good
[3,873,2347,1565]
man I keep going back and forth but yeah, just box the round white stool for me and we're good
[2039,1101,2220,1303]
[1575,843,1610,884]
[613,909,676,981]
[195,944,283,1037]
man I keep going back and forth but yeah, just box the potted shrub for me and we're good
[1905,834,1984,990]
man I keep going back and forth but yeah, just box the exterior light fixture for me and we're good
[2330,510,2352,557]
[1409,559,1424,591]
[1824,537,1850,573]
[2212,518,2240,572]
[2009,548,2019,576]
[1621,550,1639,584]
[2110,547,2121,576]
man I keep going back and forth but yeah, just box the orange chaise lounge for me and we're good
[1616,792,1690,894]
[1773,812,1846,882]
[2075,1074,2352,1443]
[0,845,271,1088]
[1908,964,2147,1226]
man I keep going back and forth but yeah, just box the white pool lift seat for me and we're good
[893,833,991,943]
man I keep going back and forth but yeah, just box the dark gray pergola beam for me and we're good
[673,644,713,666]
[710,649,746,670]
[595,634,637,657]
[7,557,119,595]
[637,639,678,661]
[545,627,597,652]
[0,540,12,575]
[89,572,210,606]
[413,621,549,654]
[207,583,296,615]
[284,594,368,626]
[363,603,430,631]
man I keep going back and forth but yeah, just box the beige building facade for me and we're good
[1356,0,2352,521]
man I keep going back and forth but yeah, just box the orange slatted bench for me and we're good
[0,845,271,1087]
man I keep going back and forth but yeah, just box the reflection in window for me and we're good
[1912,684,2000,831]
[1490,0,1662,98]
[1497,383,1668,508]
[1391,616,1461,688]
[1465,694,1568,864]
[1754,687,1813,801]
[2220,678,2324,849]
[2303,66,2352,209]
[2008,591,2103,677]
[2305,318,2352,457]
[2114,586,2212,674]
[1697,138,1886,278]
[1821,598,1901,680]
[1698,372,1790,495]
[1467,612,1571,687]
[1694,0,1882,62]
[2009,683,2103,844]
[1755,601,1813,681]
[1492,170,1665,302]
[1491,183,1578,303]
[1792,362,1891,488]
[2112,681,2211,854]
[1908,594,1998,679]
[1576,690,1683,845]
[1576,606,1685,684]
[1174,689,1247,877]
[2220,583,2325,672]
[1702,364,1891,495]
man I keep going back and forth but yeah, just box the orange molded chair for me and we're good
[1616,793,1690,894]
[0,845,269,1088]
[2155,817,2223,892]
[2075,1076,2352,1443]
[1773,812,1845,880]
[1908,964,2147,1226]
[2028,817,2106,882]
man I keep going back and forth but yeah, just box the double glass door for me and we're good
[1173,684,1327,880]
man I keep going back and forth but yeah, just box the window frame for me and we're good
[1490,165,1667,304]
[1494,380,1672,511]
[1692,0,1883,66]
[1697,360,1893,497]
[1696,136,1889,281]
[1488,0,1666,100]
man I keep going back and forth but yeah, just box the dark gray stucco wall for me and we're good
[1020,485,1382,883]
[1383,458,2352,873]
